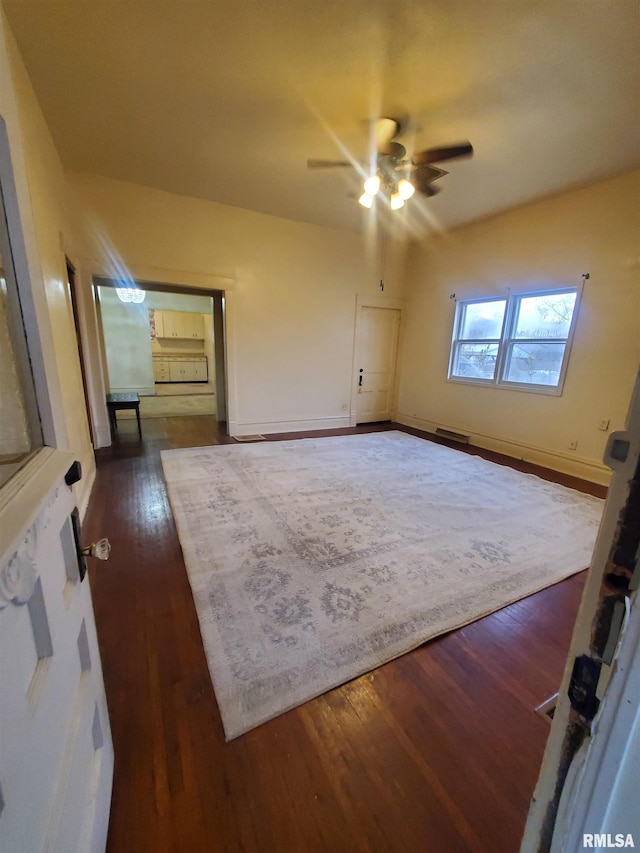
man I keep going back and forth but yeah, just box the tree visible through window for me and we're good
[449,287,579,394]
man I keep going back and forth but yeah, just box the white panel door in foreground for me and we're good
[0,463,113,853]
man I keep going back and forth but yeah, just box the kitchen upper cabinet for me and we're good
[155,310,204,340]
[159,310,183,339]
[185,313,205,340]
[153,310,164,338]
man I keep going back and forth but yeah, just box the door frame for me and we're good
[521,372,640,850]
[66,259,95,446]
[350,294,405,427]
[70,261,234,446]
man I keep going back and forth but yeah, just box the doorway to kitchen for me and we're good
[94,277,228,432]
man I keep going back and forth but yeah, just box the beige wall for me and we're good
[66,172,408,435]
[98,288,156,395]
[397,171,640,483]
[4,19,95,506]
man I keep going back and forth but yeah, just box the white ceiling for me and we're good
[3,0,640,237]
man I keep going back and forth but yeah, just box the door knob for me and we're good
[81,538,111,561]
[358,368,363,388]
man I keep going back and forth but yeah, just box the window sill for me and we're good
[0,449,40,490]
[446,376,565,397]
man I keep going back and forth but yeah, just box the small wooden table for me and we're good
[106,392,142,439]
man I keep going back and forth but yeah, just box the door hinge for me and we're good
[568,654,601,721]
[603,430,631,469]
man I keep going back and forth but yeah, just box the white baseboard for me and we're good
[94,425,112,449]
[396,412,611,486]
[228,415,352,437]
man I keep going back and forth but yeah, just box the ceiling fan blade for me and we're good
[415,182,441,198]
[412,141,473,166]
[307,159,353,168]
[413,165,449,181]
[412,166,445,196]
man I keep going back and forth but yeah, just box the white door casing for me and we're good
[355,304,401,424]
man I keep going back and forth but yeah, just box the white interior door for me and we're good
[356,306,401,423]
[0,460,113,853]
[0,89,112,851]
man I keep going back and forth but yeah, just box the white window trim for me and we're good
[448,285,582,397]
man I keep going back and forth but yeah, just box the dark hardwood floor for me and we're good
[85,417,605,853]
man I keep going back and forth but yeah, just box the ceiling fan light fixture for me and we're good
[398,179,415,200]
[309,120,473,211]
[364,175,380,196]
[116,286,146,303]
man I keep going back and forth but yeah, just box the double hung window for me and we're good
[448,287,579,394]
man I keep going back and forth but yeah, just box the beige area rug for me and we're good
[161,431,603,740]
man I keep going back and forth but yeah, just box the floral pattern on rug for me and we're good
[161,431,604,739]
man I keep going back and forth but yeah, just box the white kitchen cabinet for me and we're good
[193,360,208,381]
[184,312,204,340]
[155,310,204,340]
[159,311,183,339]
[153,310,164,338]
[153,359,170,381]
[168,360,188,382]
[155,356,208,383]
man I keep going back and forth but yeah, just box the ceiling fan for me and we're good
[307,118,473,210]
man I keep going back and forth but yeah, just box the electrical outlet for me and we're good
[340,402,348,411]
[568,439,578,451]
[599,419,610,431]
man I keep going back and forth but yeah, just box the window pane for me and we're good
[514,292,576,340]
[0,188,43,488]
[452,343,499,380]
[503,342,566,386]
[460,300,506,339]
